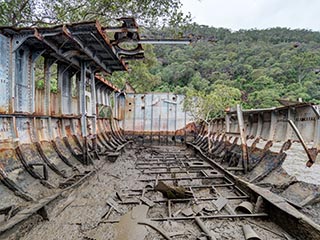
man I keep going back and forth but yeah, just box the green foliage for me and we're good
[183,84,241,122]
[0,0,191,27]
[247,89,281,109]
[50,63,58,93]
[98,104,112,118]
[110,45,161,92]
[34,55,45,90]
[150,24,320,110]
[0,0,34,26]
[3,1,320,112]
[35,79,45,90]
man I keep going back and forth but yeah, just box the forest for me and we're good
[111,24,320,111]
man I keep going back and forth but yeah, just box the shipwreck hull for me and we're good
[0,19,319,239]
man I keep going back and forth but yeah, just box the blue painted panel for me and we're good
[15,48,32,112]
[0,35,10,113]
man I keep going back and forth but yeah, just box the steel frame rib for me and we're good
[104,150,268,225]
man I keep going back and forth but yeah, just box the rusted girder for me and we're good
[288,119,318,167]
[236,104,249,173]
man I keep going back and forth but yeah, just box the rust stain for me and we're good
[175,122,197,136]
[65,125,72,136]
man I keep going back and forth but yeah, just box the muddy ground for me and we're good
[1,146,296,240]
[282,142,320,185]
[3,145,299,240]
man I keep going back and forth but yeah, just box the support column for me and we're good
[286,107,294,141]
[80,62,88,165]
[236,104,249,173]
[225,113,230,133]
[268,111,277,141]
[91,71,99,159]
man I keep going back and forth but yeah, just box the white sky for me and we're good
[181,0,320,31]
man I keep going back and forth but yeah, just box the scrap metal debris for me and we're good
[212,196,228,212]
[195,217,216,240]
[154,181,193,199]
[242,224,261,240]
[235,201,254,214]
[115,205,150,240]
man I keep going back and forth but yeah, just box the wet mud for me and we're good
[3,145,295,240]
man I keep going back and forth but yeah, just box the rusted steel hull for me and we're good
[188,102,320,237]
[191,103,320,174]
[120,93,196,144]
[0,19,320,239]
[0,20,143,227]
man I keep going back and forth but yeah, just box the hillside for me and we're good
[111,24,320,109]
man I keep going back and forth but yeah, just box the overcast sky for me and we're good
[181,0,320,31]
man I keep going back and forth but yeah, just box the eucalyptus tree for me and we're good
[0,0,191,27]
[183,84,241,152]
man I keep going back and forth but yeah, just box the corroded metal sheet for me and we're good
[15,48,33,113]
[121,93,194,143]
[0,20,142,207]
[0,117,12,140]
[0,118,20,173]
[194,103,320,173]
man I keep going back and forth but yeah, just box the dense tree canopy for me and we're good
[0,0,190,27]
[135,24,320,110]
[183,84,241,122]
[1,1,320,113]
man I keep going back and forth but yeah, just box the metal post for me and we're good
[174,95,177,145]
[133,94,136,141]
[256,113,263,138]
[268,111,277,140]
[151,93,154,145]
[286,108,294,140]
[80,61,88,165]
[9,37,14,114]
[225,113,230,133]
[313,107,320,149]
[236,104,249,173]
[167,93,169,145]
[159,106,161,145]
[123,93,127,139]
[91,71,98,155]
[143,94,146,144]
[288,120,318,167]
[184,98,187,144]
[44,59,53,116]
[315,118,320,149]
[57,64,63,115]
